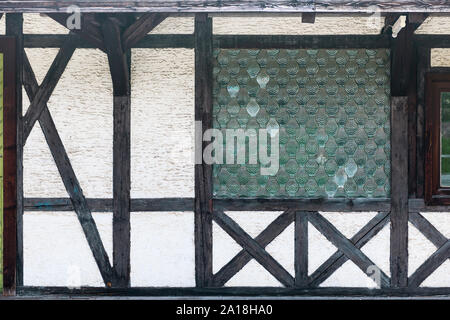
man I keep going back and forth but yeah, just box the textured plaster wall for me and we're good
[18,13,450,288]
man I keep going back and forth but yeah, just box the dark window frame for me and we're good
[425,73,450,205]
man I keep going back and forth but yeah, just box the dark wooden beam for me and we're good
[214,198,391,212]
[101,17,129,96]
[213,210,295,287]
[100,16,131,287]
[47,13,105,51]
[409,212,448,249]
[4,15,20,295]
[214,34,390,49]
[194,13,213,288]
[302,12,315,23]
[414,34,450,48]
[308,212,390,288]
[22,36,78,143]
[22,52,114,287]
[415,48,430,199]
[23,34,391,49]
[381,13,400,34]
[391,14,428,96]
[16,285,450,298]
[390,97,409,288]
[294,212,308,287]
[122,13,168,50]
[24,197,194,212]
[409,240,450,287]
[309,211,390,287]
[408,199,450,212]
[112,96,131,288]
[2,1,450,13]
[211,210,294,287]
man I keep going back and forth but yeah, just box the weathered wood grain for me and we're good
[16,285,450,297]
[23,34,390,49]
[390,96,409,288]
[101,17,129,96]
[212,210,295,287]
[415,47,430,199]
[308,212,390,288]
[112,96,131,287]
[409,212,448,249]
[122,13,168,50]
[18,287,450,300]
[214,198,391,212]
[409,240,450,287]
[2,1,450,13]
[22,36,78,143]
[308,211,390,287]
[3,16,19,295]
[24,197,195,212]
[294,212,308,287]
[47,13,106,51]
[214,34,390,49]
[22,52,114,287]
[194,13,213,288]
[212,210,294,287]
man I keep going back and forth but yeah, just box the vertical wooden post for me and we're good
[295,211,308,287]
[416,47,430,199]
[390,96,409,288]
[102,16,131,287]
[194,13,213,287]
[113,95,131,287]
[4,13,22,295]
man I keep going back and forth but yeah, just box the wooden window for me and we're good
[425,73,450,205]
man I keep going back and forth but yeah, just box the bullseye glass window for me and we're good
[212,49,391,199]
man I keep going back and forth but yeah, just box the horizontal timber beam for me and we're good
[214,198,391,212]
[23,34,391,49]
[16,286,450,297]
[24,198,195,212]
[28,197,450,213]
[1,1,450,13]
[414,35,450,48]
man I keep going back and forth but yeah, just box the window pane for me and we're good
[441,92,450,186]
[212,49,391,199]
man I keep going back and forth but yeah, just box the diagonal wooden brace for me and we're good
[22,34,78,143]
[309,211,390,287]
[212,210,295,287]
[122,13,168,50]
[308,212,391,288]
[409,239,450,287]
[22,52,114,287]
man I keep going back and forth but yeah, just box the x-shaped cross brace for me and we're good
[212,210,390,288]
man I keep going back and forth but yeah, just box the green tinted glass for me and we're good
[212,49,390,199]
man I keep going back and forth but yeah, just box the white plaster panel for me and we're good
[213,16,384,35]
[130,212,195,287]
[130,49,195,198]
[431,48,450,67]
[23,211,112,287]
[24,48,113,198]
[416,16,450,34]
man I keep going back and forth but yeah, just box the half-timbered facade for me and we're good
[0,0,450,298]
